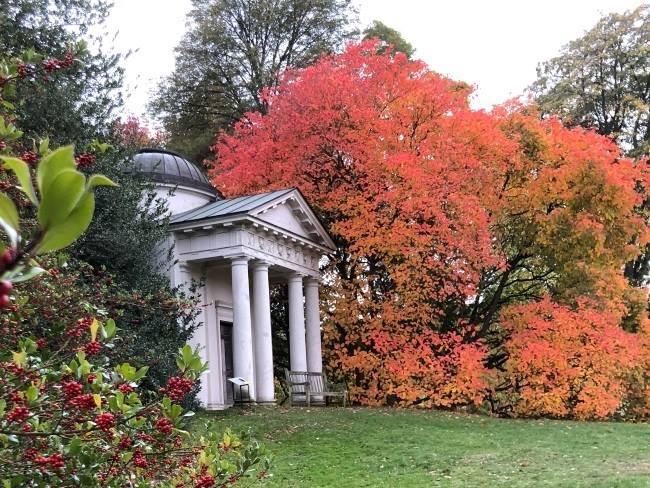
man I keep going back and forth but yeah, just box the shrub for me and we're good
[496,298,640,419]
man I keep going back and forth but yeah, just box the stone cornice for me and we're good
[171,214,334,254]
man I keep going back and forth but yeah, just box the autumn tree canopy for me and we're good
[209,41,650,418]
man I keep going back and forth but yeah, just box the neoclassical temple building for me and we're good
[133,149,335,409]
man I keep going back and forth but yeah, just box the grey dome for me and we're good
[133,149,218,196]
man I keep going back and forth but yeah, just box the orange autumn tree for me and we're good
[208,41,650,416]
[484,109,650,418]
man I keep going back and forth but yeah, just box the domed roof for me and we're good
[133,149,218,196]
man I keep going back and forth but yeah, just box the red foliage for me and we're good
[208,41,650,415]
[499,298,640,419]
[111,116,167,149]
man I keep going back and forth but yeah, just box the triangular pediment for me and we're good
[250,189,336,251]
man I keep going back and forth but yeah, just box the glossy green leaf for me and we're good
[9,266,45,283]
[1,156,37,204]
[0,193,18,246]
[36,145,75,196]
[36,192,95,254]
[37,169,85,229]
[87,174,118,189]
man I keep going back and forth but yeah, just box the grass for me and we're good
[196,406,650,487]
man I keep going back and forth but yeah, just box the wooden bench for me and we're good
[285,369,348,407]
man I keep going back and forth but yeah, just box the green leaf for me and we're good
[9,266,45,283]
[67,438,83,455]
[108,396,119,412]
[37,169,85,229]
[0,193,18,246]
[38,138,49,156]
[133,366,149,382]
[104,318,116,339]
[181,344,194,367]
[12,350,26,367]
[36,192,94,254]
[25,385,38,403]
[36,145,75,196]
[87,174,118,189]
[1,157,37,204]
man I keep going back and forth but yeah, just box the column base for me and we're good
[255,400,277,406]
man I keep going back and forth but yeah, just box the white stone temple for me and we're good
[133,149,335,409]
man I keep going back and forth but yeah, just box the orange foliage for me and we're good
[499,298,640,419]
[208,41,650,417]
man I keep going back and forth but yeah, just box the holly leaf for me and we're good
[36,192,95,254]
[0,193,19,246]
[86,174,118,189]
[36,145,75,196]
[1,156,37,204]
[37,169,85,229]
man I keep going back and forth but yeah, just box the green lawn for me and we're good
[197,407,650,487]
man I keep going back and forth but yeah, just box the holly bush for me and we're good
[0,51,269,486]
[0,136,269,488]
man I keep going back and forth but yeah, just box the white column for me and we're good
[231,257,256,401]
[305,278,323,374]
[288,273,307,371]
[252,261,275,403]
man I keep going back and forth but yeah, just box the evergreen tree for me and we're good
[0,0,123,146]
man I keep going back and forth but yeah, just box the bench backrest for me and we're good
[285,370,328,394]
[285,370,309,393]
[308,372,326,394]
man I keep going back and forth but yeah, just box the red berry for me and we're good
[1,248,15,266]
[94,412,115,431]
[62,380,83,398]
[84,341,101,356]
[69,393,97,410]
[0,280,12,295]
[133,449,148,468]
[0,294,10,308]
[61,52,74,69]
[195,475,215,488]
[20,151,38,165]
[75,152,95,168]
[42,59,61,73]
[155,417,173,435]
[117,436,132,450]
[17,63,28,78]
[6,406,30,424]
[161,376,195,402]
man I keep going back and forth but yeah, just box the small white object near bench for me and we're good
[285,369,348,407]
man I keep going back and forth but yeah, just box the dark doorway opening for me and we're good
[220,321,233,404]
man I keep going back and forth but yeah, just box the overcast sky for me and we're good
[105,0,644,122]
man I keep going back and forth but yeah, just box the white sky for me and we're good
[105,0,644,121]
